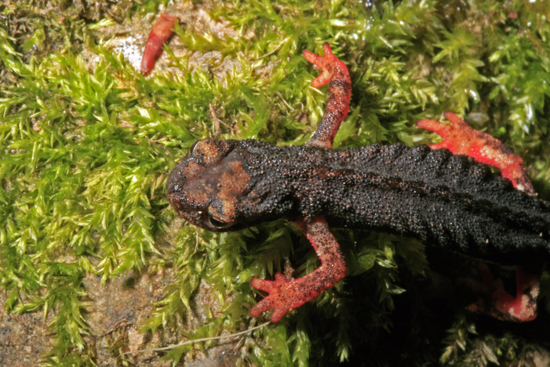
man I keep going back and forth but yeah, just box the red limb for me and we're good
[250,216,347,322]
[303,43,352,149]
[141,13,179,76]
[416,112,535,195]
[250,44,351,321]
[462,263,539,322]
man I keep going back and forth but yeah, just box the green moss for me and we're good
[1,0,550,365]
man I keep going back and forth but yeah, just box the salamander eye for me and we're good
[207,214,233,229]
[189,140,200,155]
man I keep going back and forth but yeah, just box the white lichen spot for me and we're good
[137,107,151,119]
[111,36,143,72]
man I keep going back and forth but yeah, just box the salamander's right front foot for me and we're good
[303,43,349,89]
[303,43,352,149]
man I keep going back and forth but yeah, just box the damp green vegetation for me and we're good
[1,0,550,365]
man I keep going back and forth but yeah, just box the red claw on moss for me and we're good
[303,43,352,149]
[250,216,347,322]
[463,264,539,322]
[416,112,535,195]
[250,273,294,322]
[249,46,352,322]
[141,13,179,76]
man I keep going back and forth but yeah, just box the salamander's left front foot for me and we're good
[250,273,298,322]
[249,216,347,322]
[416,112,534,195]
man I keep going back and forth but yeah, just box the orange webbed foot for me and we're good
[416,112,534,195]
[250,273,295,322]
[249,217,347,322]
[462,263,539,322]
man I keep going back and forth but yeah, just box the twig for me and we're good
[121,321,271,355]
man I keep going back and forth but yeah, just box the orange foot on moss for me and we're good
[250,217,347,322]
[416,112,535,195]
[462,263,539,322]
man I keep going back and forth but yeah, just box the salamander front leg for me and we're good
[416,112,534,195]
[250,216,348,322]
[303,43,352,149]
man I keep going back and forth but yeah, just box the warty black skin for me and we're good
[167,138,550,265]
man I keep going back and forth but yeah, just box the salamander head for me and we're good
[168,138,297,231]
[167,139,253,232]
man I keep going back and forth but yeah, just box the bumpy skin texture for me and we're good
[168,44,353,322]
[166,42,550,322]
[168,139,550,263]
[141,13,179,76]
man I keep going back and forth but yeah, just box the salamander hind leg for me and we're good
[303,43,352,149]
[461,263,539,322]
[416,112,534,195]
[250,216,347,322]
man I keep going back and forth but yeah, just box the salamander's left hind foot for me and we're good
[416,112,534,195]
[461,263,539,322]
